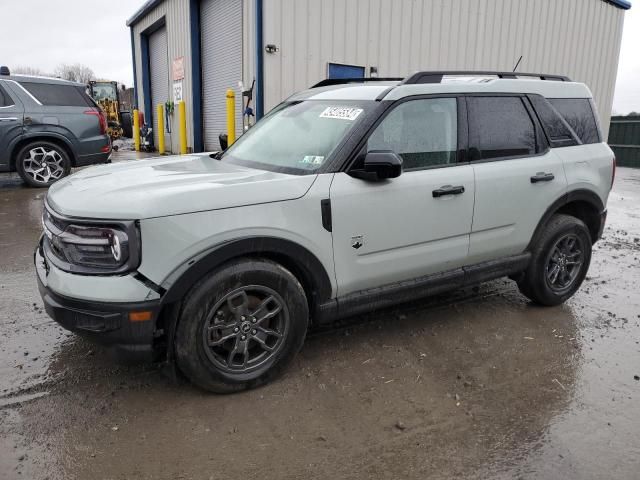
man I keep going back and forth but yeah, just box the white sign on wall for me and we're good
[173,80,183,103]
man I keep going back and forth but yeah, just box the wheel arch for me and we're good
[160,236,334,320]
[10,134,77,171]
[528,189,605,250]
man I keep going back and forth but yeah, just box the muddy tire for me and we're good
[518,214,592,306]
[175,258,309,393]
[16,141,71,188]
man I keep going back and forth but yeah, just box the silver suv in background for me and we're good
[35,71,615,393]
[0,66,111,187]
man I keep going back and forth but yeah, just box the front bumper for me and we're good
[35,244,160,361]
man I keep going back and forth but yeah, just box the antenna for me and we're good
[512,55,523,72]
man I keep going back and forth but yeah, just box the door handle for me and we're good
[0,117,18,122]
[530,172,555,183]
[432,185,465,198]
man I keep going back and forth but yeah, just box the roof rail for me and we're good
[311,77,404,88]
[402,71,571,84]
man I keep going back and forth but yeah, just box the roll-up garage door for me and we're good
[149,26,171,151]
[200,0,242,151]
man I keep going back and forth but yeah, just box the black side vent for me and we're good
[320,199,332,232]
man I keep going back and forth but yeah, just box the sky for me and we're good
[1,0,639,114]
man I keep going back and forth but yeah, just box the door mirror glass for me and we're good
[350,150,403,181]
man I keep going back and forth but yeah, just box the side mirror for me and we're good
[219,133,228,151]
[350,150,403,181]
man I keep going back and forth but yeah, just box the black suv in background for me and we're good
[0,67,111,187]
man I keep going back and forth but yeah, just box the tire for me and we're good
[15,141,71,188]
[175,258,309,393]
[518,214,592,306]
[120,111,133,138]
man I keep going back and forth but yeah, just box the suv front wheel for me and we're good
[175,258,309,393]
[518,214,592,306]
[16,141,71,187]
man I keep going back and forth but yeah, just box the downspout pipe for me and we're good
[130,27,138,109]
[255,0,264,120]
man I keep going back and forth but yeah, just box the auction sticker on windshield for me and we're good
[320,106,363,121]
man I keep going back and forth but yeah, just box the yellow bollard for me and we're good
[226,89,236,146]
[133,109,140,152]
[179,100,187,155]
[157,104,165,154]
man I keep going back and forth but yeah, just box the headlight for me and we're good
[54,224,129,267]
[42,205,140,274]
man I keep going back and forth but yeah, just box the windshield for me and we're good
[222,100,374,174]
[92,83,117,101]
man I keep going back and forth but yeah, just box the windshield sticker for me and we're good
[320,106,363,121]
[300,155,325,165]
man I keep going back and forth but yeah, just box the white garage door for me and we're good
[200,0,242,151]
[149,26,171,151]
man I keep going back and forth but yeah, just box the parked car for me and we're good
[0,67,111,187]
[35,71,614,393]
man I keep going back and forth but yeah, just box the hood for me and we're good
[47,154,317,219]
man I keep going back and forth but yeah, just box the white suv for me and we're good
[36,71,615,392]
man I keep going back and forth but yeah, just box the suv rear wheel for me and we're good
[518,214,592,306]
[175,258,309,393]
[16,141,71,187]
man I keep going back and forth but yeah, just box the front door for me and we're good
[330,97,475,297]
[0,81,24,168]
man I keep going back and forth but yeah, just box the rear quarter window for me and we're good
[19,82,93,107]
[529,95,578,148]
[548,98,601,144]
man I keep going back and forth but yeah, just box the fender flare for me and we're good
[160,236,334,308]
[527,189,605,250]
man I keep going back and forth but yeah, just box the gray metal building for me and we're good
[127,0,631,153]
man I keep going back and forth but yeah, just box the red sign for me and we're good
[173,57,185,81]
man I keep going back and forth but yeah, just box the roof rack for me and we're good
[311,77,404,88]
[402,71,571,84]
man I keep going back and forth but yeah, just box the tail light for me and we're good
[612,155,616,188]
[84,108,108,135]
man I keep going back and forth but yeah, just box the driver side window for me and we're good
[367,98,458,170]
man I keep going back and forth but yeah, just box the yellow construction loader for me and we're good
[88,81,133,142]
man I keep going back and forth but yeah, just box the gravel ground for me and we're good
[0,160,639,479]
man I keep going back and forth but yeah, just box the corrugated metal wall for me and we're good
[261,0,625,136]
[131,0,626,150]
[132,0,193,153]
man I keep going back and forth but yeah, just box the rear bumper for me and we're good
[75,150,111,167]
[35,245,159,361]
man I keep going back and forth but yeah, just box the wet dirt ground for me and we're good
[1,161,639,479]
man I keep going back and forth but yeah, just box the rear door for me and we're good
[0,81,24,168]
[467,95,568,264]
[330,97,475,297]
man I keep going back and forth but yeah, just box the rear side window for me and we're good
[0,84,14,107]
[529,95,578,148]
[467,96,537,160]
[548,98,601,144]
[367,98,458,170]
[19,82,93,107]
